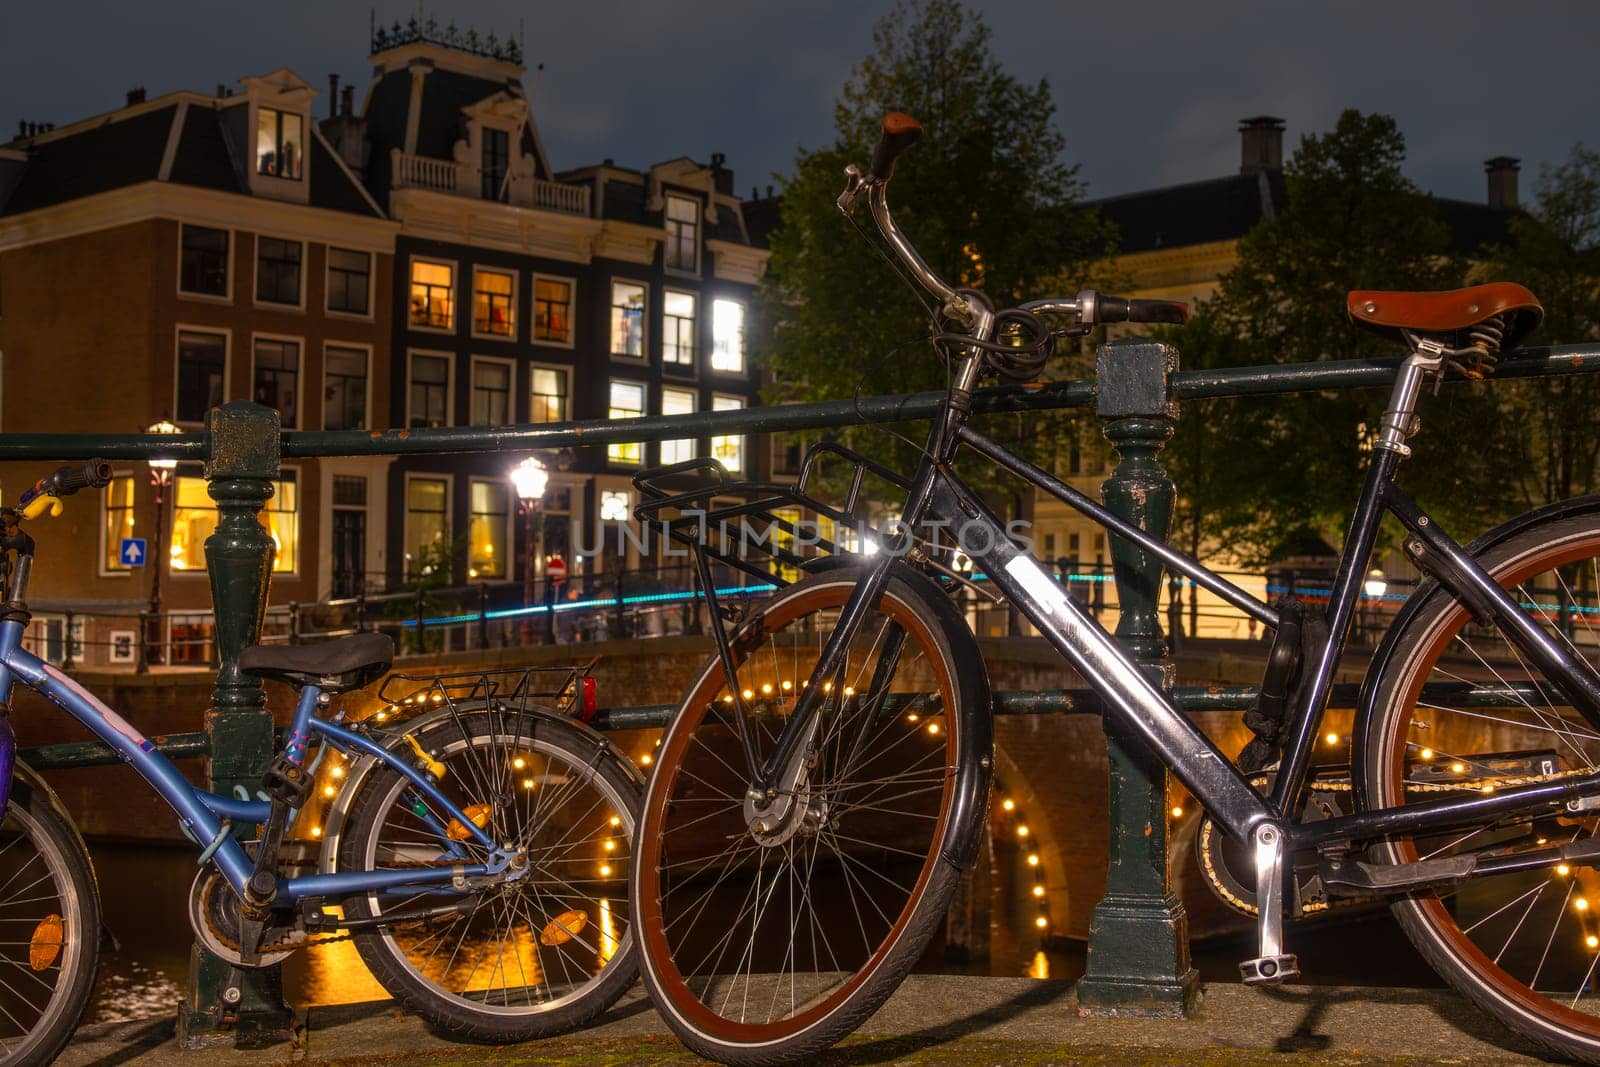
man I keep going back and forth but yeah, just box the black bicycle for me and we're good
[628,112,1600,1065]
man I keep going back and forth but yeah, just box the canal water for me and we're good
[84,838,1441,1025]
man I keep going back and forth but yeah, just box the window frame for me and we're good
[468,354,517,428]
[662,288,698,370]
[711,297,746,374]
[255,106,306,182]
[528,363,572,425]
[470,265,519,340]
[250,333,304,430]
[322,342,372,432]
[263,465,302,578]
[177,223,232,303]
[251,233,305,310]
[325,246,374,319]
[467,476,514,582]
[664,192,701,275]
[606,378,648,466]
[406,349,455,429]
[168,464,301,578]
[711,393,747,474]
[609,278,648,362]
[407,256,457,335]
[659,386,697,466]
[531,273,577,349]
[402,472,454,580]
[98,470,138,578]
[173,325,230,428]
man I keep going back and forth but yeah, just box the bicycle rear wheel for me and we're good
[633,564,990,1065]
[1361,501,1600,1062]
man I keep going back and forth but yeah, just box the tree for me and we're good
[1478,145,1600,507]
[1192,109,1520,564]
[756,0,1116,487]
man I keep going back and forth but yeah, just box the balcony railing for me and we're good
[391,151,591,217]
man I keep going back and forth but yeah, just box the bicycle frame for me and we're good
[0,617,504,905]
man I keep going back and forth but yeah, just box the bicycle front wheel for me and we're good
[634,564,990,1065]
[1360,500,1600,1062]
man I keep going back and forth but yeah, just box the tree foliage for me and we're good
[755,0,1115,483]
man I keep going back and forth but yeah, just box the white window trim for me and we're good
[467,476,516,583]
[266,462,303,579]
[661,287,699,373]
[658,385,698,466]
[250,232,307,313]
[321,340,373,432]
[407,255,459,335]
[468,354,518,427]
[97,469,137,578]
[250,102,312,197]
[528,361,573,424]
[710,295,747,375]
[168,464,303,579]
[469,265,519,342]
[663,191,702,278]
[250,331,305,430]
[173,323,232,429]
[403,471,455,576]
[531,272,578,350]
[175,223,234,305]
[607,378,648,467]
[324,246,376,321]
[608,277,649,362]
[406,349,456,429]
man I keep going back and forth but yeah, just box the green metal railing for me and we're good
[6,340,1600,1039]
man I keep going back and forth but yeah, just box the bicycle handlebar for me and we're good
[14,460,112,517]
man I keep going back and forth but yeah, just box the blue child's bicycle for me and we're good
[0,462,641,1065]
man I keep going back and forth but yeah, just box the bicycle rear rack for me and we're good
[375,660,598,725]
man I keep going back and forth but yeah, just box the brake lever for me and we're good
[836,164,868,216]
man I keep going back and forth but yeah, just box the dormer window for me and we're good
[665,194,699,271]
[482,128,509,201]
[256,107,304,181]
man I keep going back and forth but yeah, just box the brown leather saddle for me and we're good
[1347,282,1543,353]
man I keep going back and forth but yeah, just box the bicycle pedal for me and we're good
[1239,954,1299,985]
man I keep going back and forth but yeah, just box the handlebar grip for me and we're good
[1093,294,1191,325]
[868,112,923,183]
[16,460,113,513]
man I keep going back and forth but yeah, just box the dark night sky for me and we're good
[3,2,1597,205]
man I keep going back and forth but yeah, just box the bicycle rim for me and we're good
[1370,514,1600,1052]
[636,573,963,1052]
[0,800,88,1064]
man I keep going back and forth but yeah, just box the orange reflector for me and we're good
[540,909,589,946]
[29,915,63,971]
[445,803,492,842]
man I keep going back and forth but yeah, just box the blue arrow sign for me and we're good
[119,538,147,567]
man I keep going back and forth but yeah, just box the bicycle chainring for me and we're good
[186,869,298,968]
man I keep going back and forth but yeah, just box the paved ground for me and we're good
[59,976,1561,1065]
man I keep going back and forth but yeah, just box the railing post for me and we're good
[135,610,150,674]
[478,582,489,649]
[178,400,292,1046]
[62,610,75,671]
[1076,337,1200,1016]
[287,601,300,645]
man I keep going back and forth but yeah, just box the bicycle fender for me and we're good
[1351,493,1600,812]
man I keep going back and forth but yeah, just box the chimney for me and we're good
[126,86,146,107]
[1485,156,1520,210]
[1239,116,1285,174]
[328,74,340,118]
[341,84,355,118]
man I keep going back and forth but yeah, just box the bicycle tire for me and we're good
[633,563,991,1065]
[1359,498,1600,1062]
[0,769,100,1067]
[338,709,641,1043]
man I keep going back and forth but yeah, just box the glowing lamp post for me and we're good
[146,419,180,665]
[1361,568,1387,645]
[510,457,549,643]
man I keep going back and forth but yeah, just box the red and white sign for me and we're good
[546,556,568,584]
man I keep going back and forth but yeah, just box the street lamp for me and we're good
[146,419,180,665]
[1362,568,1387,645]
[510,457,549,644]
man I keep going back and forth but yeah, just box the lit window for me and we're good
[255,238,302,305]
[607,381,646,464]
[170,471,297,574]
[663,290,696,366]
[534,277,573,344]
[471,359,512,426]
[324,346,367,431]
[252,338,300,428]
[409,261,454,329]
[409,354,450,428]
[772,506,802,583]
[176,330,226,424]
[327,249,370,315]
[103,475,136,572]
[473,269,516,336]
[600,490,632,522]
[712,299,745,373]
[665,194,698,271]
[468,480,509,579]
[610,281,646,357]
[712,394,745,472]
[180,226,228,297]
[404,477,449,577]
[530,367,569,424]
[255,107,304,180]
[660,387,696,465]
